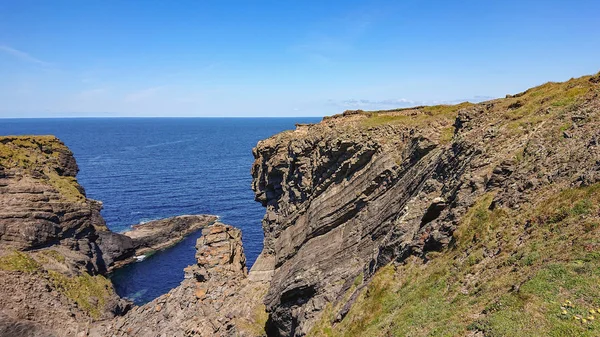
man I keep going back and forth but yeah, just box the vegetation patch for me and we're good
[48,270,114,319]
[0,251,42,273]
[40,249,67,263]
[46,171,85,202]
[0,136,85,203]
[360,102,473,128]
[312,183,600,336]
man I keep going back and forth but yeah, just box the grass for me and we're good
[0,249,114,320]
[40,249,67,263]
[48,270,115,319]
[503,75,597,134]
[361,103,473,129]
[0,136,85,202]
[0,251,42,272]
[310,182,600,336]
[47,171,85,202]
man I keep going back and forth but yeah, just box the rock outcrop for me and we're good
[250,73,600,335]
[3,71,600,337]
[123,215,219,256]
[0,136,130,336]
[90,223,269,337]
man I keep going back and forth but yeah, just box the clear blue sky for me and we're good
[1,0,599,117]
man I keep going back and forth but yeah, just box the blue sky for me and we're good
[1,0,599,117]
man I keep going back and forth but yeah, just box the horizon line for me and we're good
[0,115,326,119]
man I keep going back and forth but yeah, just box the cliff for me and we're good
[0,136,220,336]
[250,72,600,336]
[0,136,129,336]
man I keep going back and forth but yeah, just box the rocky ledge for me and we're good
[123,214,218,256]
[250,72,600,335]
[0,136,129,336]
[3,71,600,337]
[98,214,219,270]
[90,222,269,337]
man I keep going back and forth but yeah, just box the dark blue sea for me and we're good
[0,117,320,304]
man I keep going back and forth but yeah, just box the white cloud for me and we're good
[0,45,50,66]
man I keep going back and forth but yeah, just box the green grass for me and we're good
[48,270,115,319]
[46,171,85,202]
[0,251,42,272]
[503,75,597,135]
[361,103,472,129]
[0,136,85,202]
[310,183,600,336]
[40,249,67,263]
[0,249,114,320]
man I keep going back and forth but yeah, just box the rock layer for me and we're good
[250,73,600,335]
[0,136,129,336]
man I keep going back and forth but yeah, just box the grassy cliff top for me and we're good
[0,135,85,202]
[326,71,600,129]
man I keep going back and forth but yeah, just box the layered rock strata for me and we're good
[123,214,218,256]
[250,74,600,335]
[0,136,129,336]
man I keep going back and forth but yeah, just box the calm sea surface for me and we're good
[0,117,320,304]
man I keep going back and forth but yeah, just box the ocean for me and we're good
[0,117,321,304]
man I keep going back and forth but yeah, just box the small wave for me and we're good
[125,289,149,302]
[138,217,163,224]
[144,138,196,148]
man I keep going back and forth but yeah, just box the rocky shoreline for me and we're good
[99,214,219,271]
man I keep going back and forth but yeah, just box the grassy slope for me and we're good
[0,250,115,319]
[311,73,600,336]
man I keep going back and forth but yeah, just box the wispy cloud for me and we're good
[124,86,165,102]
[331,96,495,110]
[0,45,50,66]
[338,98,415,108]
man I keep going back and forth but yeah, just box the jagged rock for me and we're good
[90,223,268,337]
[5,72,600,337]
[95,231,135,271]
[0,136,130,336]
[194,224,247,281]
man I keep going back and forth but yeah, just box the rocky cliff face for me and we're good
[0,137,229,337]
[0,136,129,336]
[251,73,600,335]
[0,136,105,254]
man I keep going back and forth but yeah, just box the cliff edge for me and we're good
[250,72,600,336]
